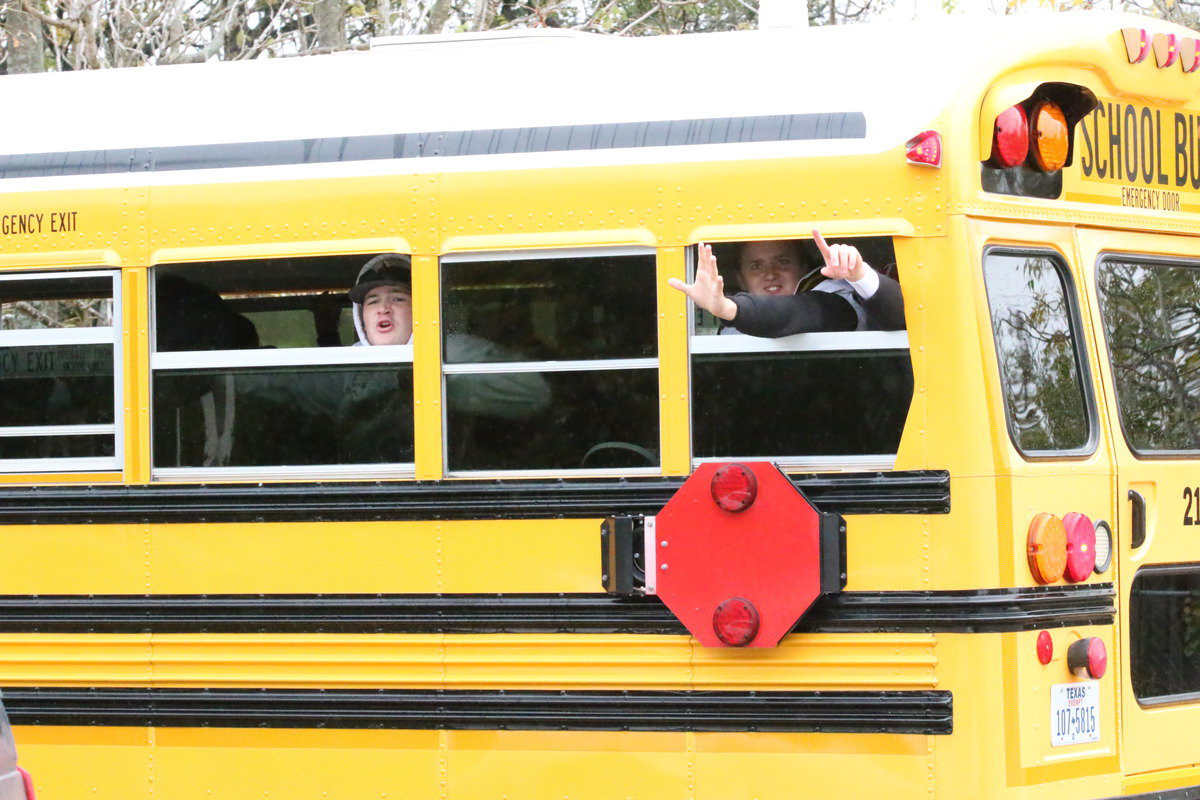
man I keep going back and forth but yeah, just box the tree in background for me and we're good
[0,0,1192,73]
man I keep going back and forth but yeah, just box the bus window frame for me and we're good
[981,246,1099,461]
[438,245,661,479]
[148,259,416,482]
[1128,562,1200,708]
[0,269,123,474]
[1094,251,1200,460]
[684,242,910,471]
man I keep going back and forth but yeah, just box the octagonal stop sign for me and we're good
[653,462,844,648]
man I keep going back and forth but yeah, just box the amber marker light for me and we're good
[713,597,760,647]
[1028,513,1067,585]
[1030,101,1069,172]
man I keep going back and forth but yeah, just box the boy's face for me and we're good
[362,283,413,346]
[738,240,802,296]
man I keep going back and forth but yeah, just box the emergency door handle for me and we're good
[1128,489,1146,549]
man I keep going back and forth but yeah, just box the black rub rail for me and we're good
[0,113,866,181]
[0,687,952,734]
[0,470,949,524]
[0,584,1112,635]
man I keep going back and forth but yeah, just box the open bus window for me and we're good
[1097,257,1200,455]
[1130,566,1200,705]
[0,271,121,472]
[151,255,414,477]
[440,248,659,473]
[689,237,912,468]
[983,251,1093,456]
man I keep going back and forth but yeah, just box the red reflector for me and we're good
[905,130,942,167]
[18,766,33,800]
[712,597,760,646]
[1037,630,1053,665]
[1067,637,1107,679]
[1062,512,1097,583]
[710,463,758,512]
[991,105,1029,168]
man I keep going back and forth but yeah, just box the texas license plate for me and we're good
[1050,682,1100,746]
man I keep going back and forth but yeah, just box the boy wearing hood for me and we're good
[340,254,551,465]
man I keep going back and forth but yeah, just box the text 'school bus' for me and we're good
[0,10,1198,800]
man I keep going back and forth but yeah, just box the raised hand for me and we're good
[668,243,738,321]
[814,229,869,282]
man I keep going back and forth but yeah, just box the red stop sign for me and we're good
[654,462,829,648]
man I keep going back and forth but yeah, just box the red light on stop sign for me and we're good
[713,597,760,646]
[711,463,758,512]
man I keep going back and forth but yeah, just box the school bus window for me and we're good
[983,251,1092,456]
[688,237,912,467]
[1097,258,1200,454]
[440,249,659,473]
[1130,566,1200,705]
[0,271,121,472]
[151,255,414,476]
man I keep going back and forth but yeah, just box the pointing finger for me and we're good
[813,229,831,260]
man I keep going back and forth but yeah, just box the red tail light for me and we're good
[712,597,760,646]
[905,130,942,167]
[991,105,1029,168]
[1027,513,1067,585]
[710,463,758,512]
[1067,637,1107,679]
[1062,512,1097,583]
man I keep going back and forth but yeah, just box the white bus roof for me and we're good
[0,12,1193,161]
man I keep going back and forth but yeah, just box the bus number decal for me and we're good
[1184,487,1200,526]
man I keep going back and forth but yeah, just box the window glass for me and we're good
[0,274,113,330]
[154,365,413,468]
[441,251,659,472]
[1097,259,1200,453]
[1131,567,1200,704]
[0,272,119,470]
[983,252,1091,454]
[693,352,912,458]
[0,344,114,427]
[152,255,414,472]
[688,236,911,465]
[442,254,657,362]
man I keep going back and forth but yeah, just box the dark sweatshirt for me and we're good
[727,273,906,337]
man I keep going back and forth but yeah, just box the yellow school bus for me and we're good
[0,10,1198,799]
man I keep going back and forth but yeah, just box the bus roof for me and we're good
[0,11,1193,163]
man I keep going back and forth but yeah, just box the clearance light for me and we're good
[905,130,942,167]
[1123,27,1151,63]
[1062,512,1097,583]
[713,597,760,646]
[1180,37,1200,73]
[710,463,758,512]
[1037,630,1054,665]
[991,105,1029,168]
[1030,101,1069,172]
[1067,637,1107,680]
[1093,520,1113,574]
[1154,32,1179,68]
[1027,513,1067,585]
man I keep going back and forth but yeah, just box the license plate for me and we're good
[1050,682,1100,746]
